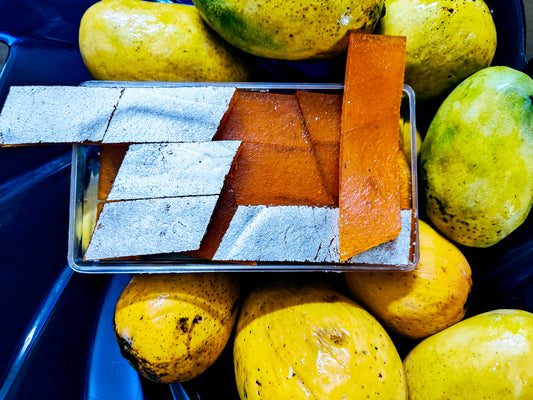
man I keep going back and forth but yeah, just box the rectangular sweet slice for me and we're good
[0,86,122,145]
[213,206,413,265]
[213,205,340,263]
[296,91,342,201]
[339,33,406,261]
[84,195,219,260]
[107,141,241,201]
[0,85,237,146]
[102,86,236,143]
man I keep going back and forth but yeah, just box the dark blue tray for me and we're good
[0,0,530,399]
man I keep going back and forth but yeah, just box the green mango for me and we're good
[420,66,533,247]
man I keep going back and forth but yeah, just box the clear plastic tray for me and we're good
[67,81,418,273]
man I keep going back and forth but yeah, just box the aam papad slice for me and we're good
[296,90,342,202]
[215,90,333,206]
[339,33,406,261]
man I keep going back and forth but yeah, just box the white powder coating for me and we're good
[0,85,237,145]
[107,141,241,201]
[214,205,340,263]
[102,86,236,143]
[84,195,219,260]
[214,207,413,265]
[0,86,122,145]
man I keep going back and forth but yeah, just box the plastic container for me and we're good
[67,81,418,273]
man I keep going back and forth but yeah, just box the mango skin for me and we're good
[404,309,533,399]
[344,220,472,339]
[113,273,239,383]
[233,280,407,400]
[378,0,497,101]
[79,0,250,82]
[192,0,384,60]
[420,66,533,247]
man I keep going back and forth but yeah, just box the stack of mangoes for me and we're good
[78,0,533,398]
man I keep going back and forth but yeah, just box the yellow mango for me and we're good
[113,273,239,383]
[404,309,533,399]
[233,279,407,399]
[79,0,250,81]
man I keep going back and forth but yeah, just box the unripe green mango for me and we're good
[192,0,384,60]
[420,66,533,247]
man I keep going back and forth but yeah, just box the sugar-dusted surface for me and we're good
[107,141,241,201]
[0,85,237,145]
[84,195,219,260]
[214,205,413,265]
[102,86,236,143]
[0,86,122,145]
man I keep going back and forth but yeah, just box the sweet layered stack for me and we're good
[0,33,414,266]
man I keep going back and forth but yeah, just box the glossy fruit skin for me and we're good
[378,0,497,101]
[113,273,239,383]
[233,280,407,400]
[344,220,472,339]
[192,0,384,60]
[420,66,533,247]
[79,0,250,81]
[404,309,533,399]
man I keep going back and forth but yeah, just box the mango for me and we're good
[399,117,421,162]
[113,273,239,383]
[404,309,533,399]
[420,66,533,247]
[79,0,250,81]
[378,0,497,100]
[192,0,384,60]
[344,220,472,339]
[233,279,407,399]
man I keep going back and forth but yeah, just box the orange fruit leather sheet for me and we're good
[339,33,406,261]
[98,144,129,204]
[215,90,333,206]
[296,91,342,202]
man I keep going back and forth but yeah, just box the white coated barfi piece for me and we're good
[107,141,241,201]
[0,86,122,145]
[84,195,219,260]
[213,205,340,263]
[214,207,413,265]
[102,86,236,143]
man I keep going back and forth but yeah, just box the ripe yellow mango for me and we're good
[233,280,407,399]
[378,0,497,100]
[79,0,250,81]
[113,273,239,383]
[404,309,533,399]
